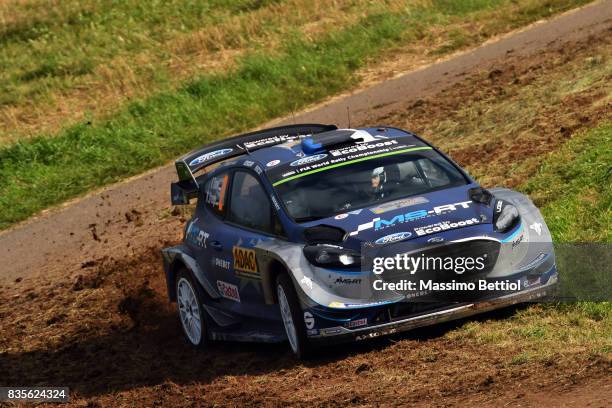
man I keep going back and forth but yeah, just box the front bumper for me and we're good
[308,274,557,344]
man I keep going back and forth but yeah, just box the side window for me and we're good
[228,171,283,235]
[203,172,229,217]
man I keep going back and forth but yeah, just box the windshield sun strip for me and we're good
[271,146,433,186]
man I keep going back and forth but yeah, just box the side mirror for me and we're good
[171,181,198,205]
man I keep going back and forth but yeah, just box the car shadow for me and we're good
[1,301,528,399]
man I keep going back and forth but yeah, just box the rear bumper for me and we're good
[309,274,557,344]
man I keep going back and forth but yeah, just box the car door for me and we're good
[188,170,233,298]
[211,169,285,314]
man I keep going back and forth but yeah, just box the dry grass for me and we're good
[0,0,591,143]
[0,0,402,143]
[378,31,612,188]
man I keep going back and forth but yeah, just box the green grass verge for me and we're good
[0,0,593,230]
[522,122,611,301]
[447,122,611,363]
[522,123,612,243]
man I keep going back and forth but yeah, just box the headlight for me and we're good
[303,245,361,269]
[494,200,519,232]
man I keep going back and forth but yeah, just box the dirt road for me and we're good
[1,0,610,283]
[1,1,611,407]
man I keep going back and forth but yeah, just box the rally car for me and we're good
[162,124,557,358]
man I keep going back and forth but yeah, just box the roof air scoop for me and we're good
[300,129,383,154]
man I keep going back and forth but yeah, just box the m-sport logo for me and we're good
[350,201,473,236]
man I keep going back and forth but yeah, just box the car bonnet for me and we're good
[303,184,493,246]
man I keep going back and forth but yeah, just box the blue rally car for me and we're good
[162,124,557,358]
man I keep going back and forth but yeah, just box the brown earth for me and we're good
[1,3,611,407]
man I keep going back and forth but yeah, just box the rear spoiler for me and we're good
[171,123,337,205]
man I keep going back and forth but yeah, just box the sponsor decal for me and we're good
[523,276,541,288]
[271,145,433,186]
[307,328,319,336]
[213,257,231,270]
[303,311,315,329]
[243,134,302,149]
[271,195,281,211]
[427,236,444,243]
[254,165,263,175]
[216,280,241,302]
[414,218,480,237]
[290,154,328,167]
[300,276,313,290]
[334,277,362,285]
[346,318,367,329]
[523,253,546,270]
[281,170,296,178]
[370,197,429,214]
[530,222,543,236]
[185,222,210,248]
[350,201,473,236]
[375,231,412,245]
[233,246,258,276]
[335,213,349,220]
[320,327,342,336]
[356,327,398,341]
[243,160,255,167]
[329,140,399,157]
[189,148,233,166]
[266,159,281,167]
[511,232,525,249]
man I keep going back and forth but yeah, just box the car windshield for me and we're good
[273,151,468,222]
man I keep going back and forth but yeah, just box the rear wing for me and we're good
[171,123,337,205]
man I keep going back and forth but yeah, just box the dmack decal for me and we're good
[349,201,473,236]
[233,246,258,275]
[189,148,233,166]
[216,280,240,302]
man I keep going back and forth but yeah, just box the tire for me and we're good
[276,274,314,359]
[175,268,208,349]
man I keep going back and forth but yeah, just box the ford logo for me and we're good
[189,148,233,166]
[290,153,328,167]
[375,232,412,245]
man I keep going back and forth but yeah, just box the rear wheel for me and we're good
[176,269,207,349]
[276,274,313,359]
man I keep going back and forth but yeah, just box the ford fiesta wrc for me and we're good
[162,124,557,358]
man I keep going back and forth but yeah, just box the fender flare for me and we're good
[162,246,220,302]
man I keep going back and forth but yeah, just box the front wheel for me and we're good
[276,274,314,359]
[176,269,207,349]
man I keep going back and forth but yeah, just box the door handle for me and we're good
[210,240,223,251]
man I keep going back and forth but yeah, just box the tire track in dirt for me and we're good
[1,0,611,283]
[1,3,611,407]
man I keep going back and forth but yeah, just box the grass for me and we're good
[0,0,402,140]
[373,29,610,364]
[403,33,611,189]
[0,0,595,230]
[523,123,612,242]
[446,122,612,364]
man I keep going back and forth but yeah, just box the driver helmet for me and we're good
[371,167,386,192]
